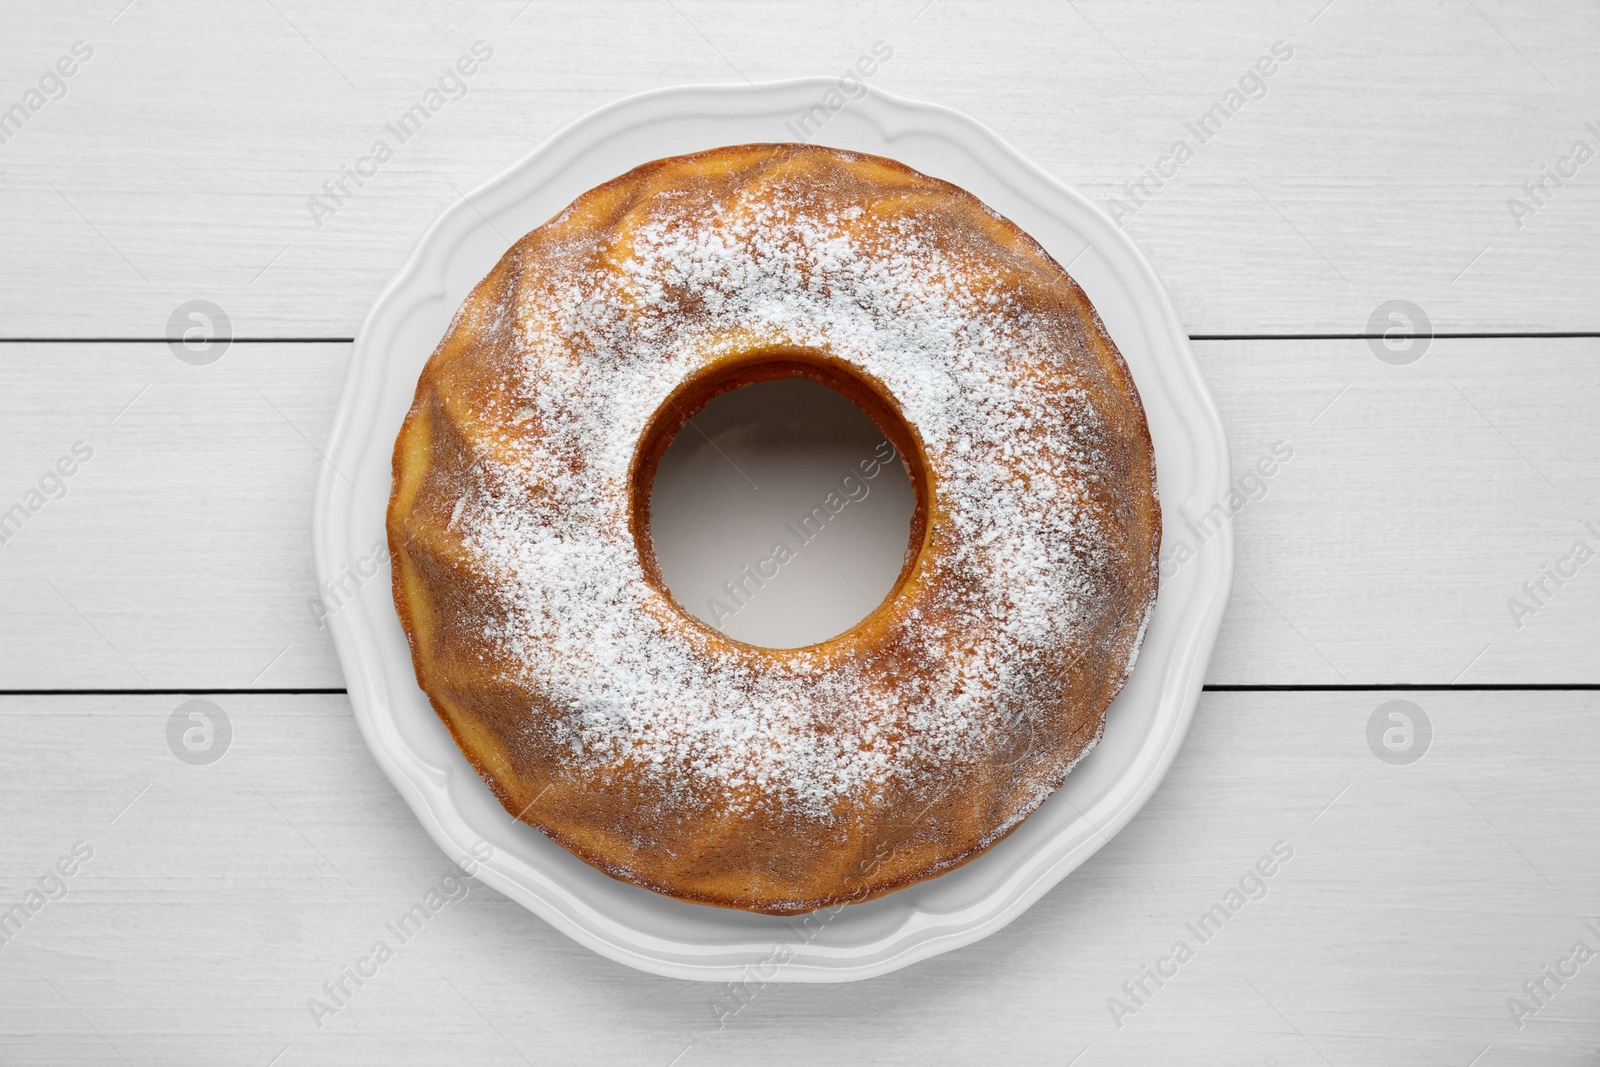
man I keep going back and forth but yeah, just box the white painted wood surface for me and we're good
[1,0,1598,336]
[0,338,1594,689]
[2,692,1596,1064]
[2,1,1597,1062]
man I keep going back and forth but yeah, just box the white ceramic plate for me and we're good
[313,78,1231,982]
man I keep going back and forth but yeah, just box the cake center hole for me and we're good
[647,378,918,649]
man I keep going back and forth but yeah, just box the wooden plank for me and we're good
[0,1,1597,337]
[0,690,1594,1063]
[0,342,349,690]
[1,338,1596,689]
[1198,336,1600,686]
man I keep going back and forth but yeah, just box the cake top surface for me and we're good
[444,147,1147,822]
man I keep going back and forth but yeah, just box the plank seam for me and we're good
[2,684,1595,696]
[2,333,1599,344]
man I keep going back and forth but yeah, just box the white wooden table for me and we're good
[3,2,1597,1063]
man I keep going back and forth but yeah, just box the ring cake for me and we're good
[388,143,1160,914]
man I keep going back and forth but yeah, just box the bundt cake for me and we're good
[387,143,1160,914]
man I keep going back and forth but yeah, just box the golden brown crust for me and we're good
[388,143,1160,914]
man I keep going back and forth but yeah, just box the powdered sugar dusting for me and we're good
[445,153,1147,822]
